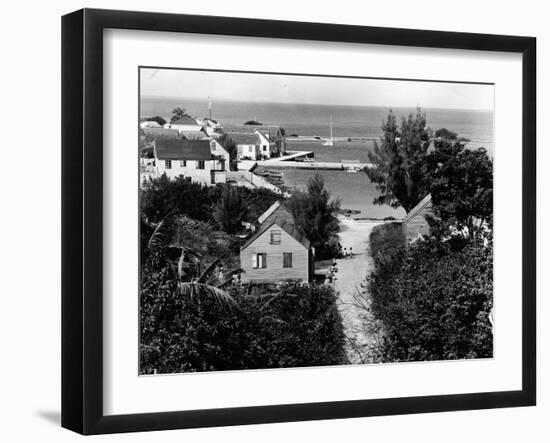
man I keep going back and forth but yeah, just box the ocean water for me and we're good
[141,97,493,219]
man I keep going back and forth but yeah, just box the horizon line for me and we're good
[139,95,494,113]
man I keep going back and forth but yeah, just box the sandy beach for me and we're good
[333,216,383,364]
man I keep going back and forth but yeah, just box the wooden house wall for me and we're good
[240,226,310,283]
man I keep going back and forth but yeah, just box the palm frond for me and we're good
[178,282,241,312]
[172,246,204,280]
[196,256,224,284]
[147,212,175,249]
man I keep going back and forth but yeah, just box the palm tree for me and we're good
[145,213,242,310]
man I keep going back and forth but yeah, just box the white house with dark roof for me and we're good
[140,120,162,129]
[228,132,261,160]
[222,124,286,158]
[164,116,204,133]
[240,202,313,284]
[153,138,230,185]
[201,118,222,137]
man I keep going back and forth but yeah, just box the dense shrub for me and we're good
[140,263,347,373]
[369,222,405,268]
[140,175,281,226]
[367,237,493,362]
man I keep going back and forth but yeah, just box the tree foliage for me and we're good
[365,108,431,212]
[170,107,192,123]
[367,237,493,362]
[218,133,238,170]
[142,115,167,127]
[140,175,281,227]
[286,174,341,259]
[213,186,249,234]
[425,140,493,241]
[140,256,347,373]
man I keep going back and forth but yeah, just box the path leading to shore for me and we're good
[333,217,383,364]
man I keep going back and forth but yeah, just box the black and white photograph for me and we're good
[138,68,494,374]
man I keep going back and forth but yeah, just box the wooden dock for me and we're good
[256,151,373,170]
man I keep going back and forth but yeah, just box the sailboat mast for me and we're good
[208,97,212,120]
[330,115,333,141]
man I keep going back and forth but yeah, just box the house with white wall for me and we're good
[229,133,261,160]
[201,118,222,137]
[153,138,230,186]
[240,202,313,284]
[222,124,286,158]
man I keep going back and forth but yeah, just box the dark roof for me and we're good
[179,130,207,140]
[222,124,282,140]
[242,216,310,251]
[141,127,179,139]
[171,116,201,126]
[262,203,294,226]
[155,139,212,161]
[404,194,432,224]
[228,132,259,145]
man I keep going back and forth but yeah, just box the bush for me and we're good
[140,176,281,227]
[369,222,405,269]
[366,238,493,362]
[140,274,347,373]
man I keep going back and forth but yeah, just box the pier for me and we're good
[256,151,373,170]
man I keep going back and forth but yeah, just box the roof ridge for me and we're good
[404,193,432,223]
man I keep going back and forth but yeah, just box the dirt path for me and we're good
[333,217,383,364]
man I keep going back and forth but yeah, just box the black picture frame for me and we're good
[62,8,536,435]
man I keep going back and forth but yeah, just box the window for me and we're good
[165,159,172,169]
[270,230,281,245]
[197,160,205,170]
[283,252,293,268]
[180,160,186,167]
[252,253,267,269]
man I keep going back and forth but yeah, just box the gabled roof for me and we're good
[258,201,282,224]
[260,202,294,226]
[171,116,201,126]
[179,130,207,140]
[155,139,212,161]
[241,216,310,251]
[228,132,259,145]
[222,124,283,140]
[403,193,432,224]
[141,127,179,139]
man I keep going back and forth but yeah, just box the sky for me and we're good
[140,68,494,111]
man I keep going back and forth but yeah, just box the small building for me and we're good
[229,133,261,160]
[240,202,313,284]
[165,116,204,133]
[201,118,222,137]
[140,120,162,129]
[255,130,277,158]
[154,138,230,185]
[222,124,286,157]
[402,194,433,243]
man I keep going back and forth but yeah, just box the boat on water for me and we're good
[323,115,334,146]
